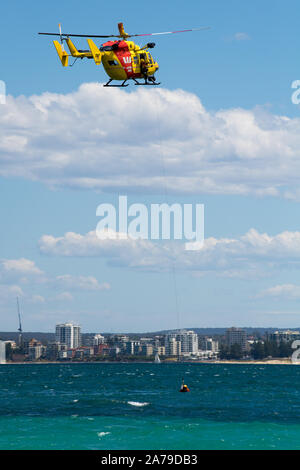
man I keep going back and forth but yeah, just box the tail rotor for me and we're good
[53,23,69,67]
[58,23,64,50]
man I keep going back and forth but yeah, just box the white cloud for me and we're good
[1,84,300,198]
[30,294,46,303]
[0,284,24,300]
[234,32,250,41]
[55,274,111,291]
[38,228,300,276]
[1,258,43,276]
[0,257,110,306]
[258,284,300,299]
[54,291,74,302]
[39,230,165,270]
[0,258,44,285]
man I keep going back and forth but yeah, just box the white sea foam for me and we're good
[128,401,149,407]
[97,432,111,438]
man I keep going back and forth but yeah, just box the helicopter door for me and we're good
[139,53,148,75]
[147,53,153,64]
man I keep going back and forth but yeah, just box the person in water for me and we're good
[179,379,190,392]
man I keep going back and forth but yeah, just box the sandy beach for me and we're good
[209,359,293,365]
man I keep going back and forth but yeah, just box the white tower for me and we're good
[55,323,81,349]
[0,341,6,364]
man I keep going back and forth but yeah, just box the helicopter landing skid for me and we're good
[134,82,161,86]
[133,78,161,86]
[103,79,129,87]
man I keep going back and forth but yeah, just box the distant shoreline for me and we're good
[214,358,294,365]
[1,358,295,365]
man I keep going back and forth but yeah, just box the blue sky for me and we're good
[1,0,300,333]
[1,0,299,114]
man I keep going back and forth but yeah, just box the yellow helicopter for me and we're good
[39,22,210,87]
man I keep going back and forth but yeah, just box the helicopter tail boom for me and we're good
[65,38,82,57]
[65,38,102,64]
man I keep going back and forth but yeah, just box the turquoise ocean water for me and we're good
[1,362,300,450]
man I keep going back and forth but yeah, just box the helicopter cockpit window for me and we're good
[108,60,118,66]
[100,45,113,51]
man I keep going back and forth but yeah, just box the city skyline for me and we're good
[2,325,298,364]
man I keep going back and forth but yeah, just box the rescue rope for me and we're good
[153,89,181,332]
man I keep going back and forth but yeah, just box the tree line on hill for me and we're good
[220,340,294,360]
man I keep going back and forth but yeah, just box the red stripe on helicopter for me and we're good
[113,40,134,78]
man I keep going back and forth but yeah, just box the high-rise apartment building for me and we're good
[199,337,219,352]
[165,336,181,356]
[0,340,6,364]
[177,330,198,354]
[125,341,140,355]
[226,327,247,351]
[165,330,198,356]
[141,344,153,356]
[268,330,300,345]
[93,334,105,346]
[55,323,81,349]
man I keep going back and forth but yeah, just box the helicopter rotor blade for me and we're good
[38,32,119,38]
[129,26,211,38]
[38,26,210,39]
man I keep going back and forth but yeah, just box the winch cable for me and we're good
[153,89,181,333]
